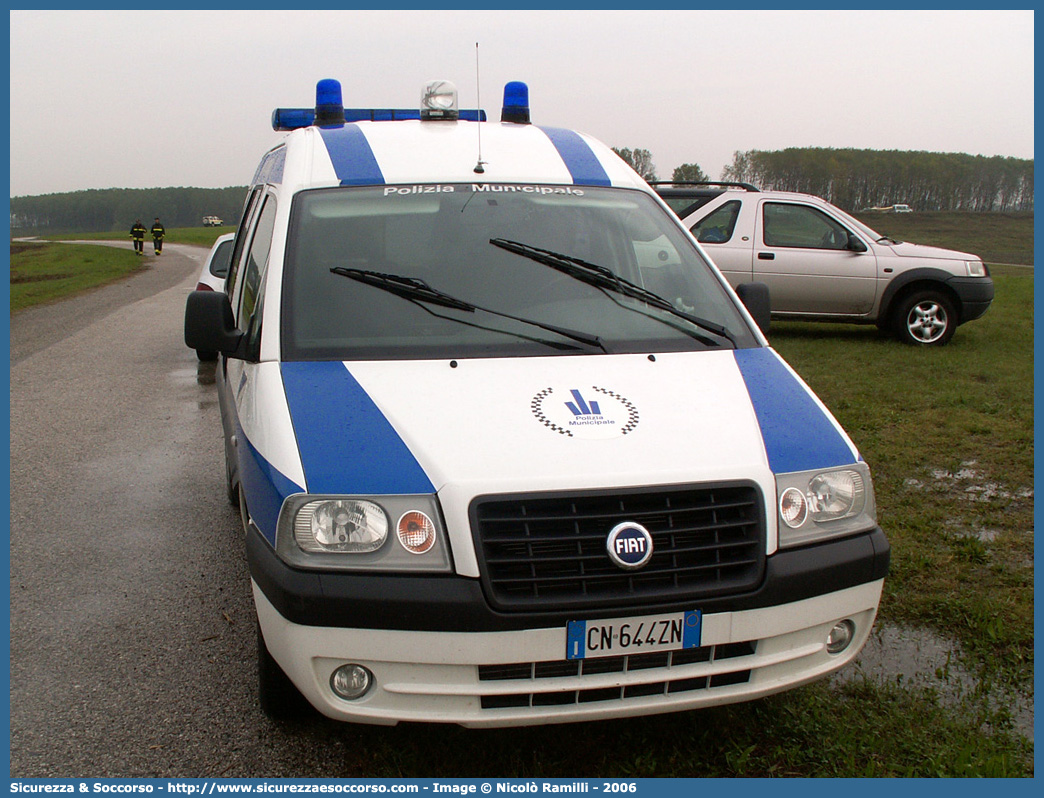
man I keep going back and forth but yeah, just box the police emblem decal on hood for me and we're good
[531,386,639,439]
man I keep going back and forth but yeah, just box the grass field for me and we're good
[40,213,1035,266]
[854,211,1034,266]
[43,225,234,248]
[9,241,146,312]
[10,227,232,311]
[772,266,1034,684]
[9,215,1035,774]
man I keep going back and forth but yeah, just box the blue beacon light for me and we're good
[501,81,530,124]
[314,78,346,126]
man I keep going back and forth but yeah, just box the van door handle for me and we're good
[758,252,775,260]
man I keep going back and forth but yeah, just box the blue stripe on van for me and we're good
[237,424,304,545]
[319,125,385,186]
[281,361,435,495]
[538,127,612,187]
[733,348,856,474]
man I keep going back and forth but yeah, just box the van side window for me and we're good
[692,200,741,244]
[225,187,263,296]
[763,202,850,250]
[238,196,277,357]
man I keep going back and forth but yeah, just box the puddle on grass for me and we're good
[904,460,1034,569]
[903,460,1034,504]
[834,623,1034,741]
[948,523,999,543]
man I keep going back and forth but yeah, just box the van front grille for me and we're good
[470,483,765,612]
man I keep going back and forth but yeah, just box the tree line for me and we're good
[611,146,1033,213]
[10,186,249,234]
[10,147,1034,233]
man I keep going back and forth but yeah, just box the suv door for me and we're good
[753,200,877,316]
[686,198,753,287]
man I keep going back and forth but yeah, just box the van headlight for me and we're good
[296,499,389,553]
[276,495,452,572]
[966,260,988,277]
[776,463,877,548]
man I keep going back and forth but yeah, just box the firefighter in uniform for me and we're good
[130,219,147,255]
[151,217,165,255]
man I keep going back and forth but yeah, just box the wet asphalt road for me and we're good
[8,244,370,777]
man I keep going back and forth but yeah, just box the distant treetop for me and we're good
[720,148,1033,212]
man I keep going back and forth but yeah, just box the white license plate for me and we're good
[566,610,702,660]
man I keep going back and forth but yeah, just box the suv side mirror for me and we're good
[847,233,868,253]
[184,290,245,357]
[736,282,771,334]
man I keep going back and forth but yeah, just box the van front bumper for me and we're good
[254,576,884,727]
[248,528,889,726]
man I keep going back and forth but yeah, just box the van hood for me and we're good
[279,350,860,566]
[282,352,772,498]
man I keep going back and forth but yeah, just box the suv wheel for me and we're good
[894,290,957,346]
[257,621,311,720]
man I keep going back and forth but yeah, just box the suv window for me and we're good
[660,194,718,218]
[692,200,741,244]
[763,203,850,250]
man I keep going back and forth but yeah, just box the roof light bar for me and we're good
[501,81,530,124]
[270,78,489,131]
[272,108,487,131]
[272,108,315,131]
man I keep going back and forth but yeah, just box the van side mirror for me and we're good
[847,233,868,253]
[736,282,771,334]
[184,290,245,357]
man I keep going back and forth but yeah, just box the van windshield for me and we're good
[281,184,759,360]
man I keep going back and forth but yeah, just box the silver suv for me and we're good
[654,183,994,346]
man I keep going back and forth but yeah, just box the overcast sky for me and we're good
[8,9,1035,198]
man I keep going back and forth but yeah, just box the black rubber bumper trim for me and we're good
[947,276,995,322]
[247,527,889,632]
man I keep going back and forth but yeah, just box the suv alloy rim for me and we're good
[906,300,949,343]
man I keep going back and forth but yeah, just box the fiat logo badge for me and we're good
[606,522,654,570]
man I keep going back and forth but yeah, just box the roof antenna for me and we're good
[473,42,486,174]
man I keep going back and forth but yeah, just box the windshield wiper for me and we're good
[330,268,607,353]
[489,238,735,347]
[876,235,902,244]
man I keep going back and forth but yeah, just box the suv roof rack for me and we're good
[650,181,760,192]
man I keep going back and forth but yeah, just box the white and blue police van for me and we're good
[185,78,889,726]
